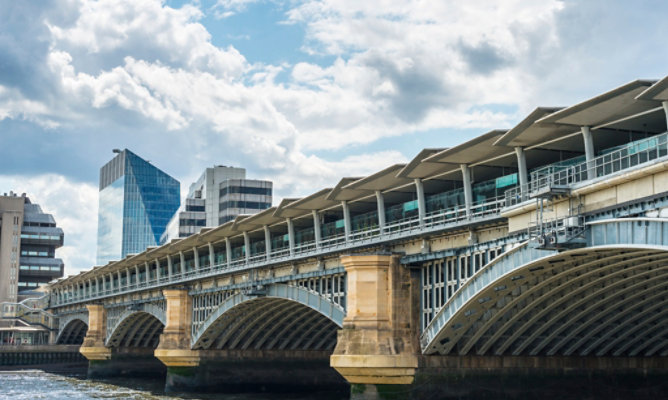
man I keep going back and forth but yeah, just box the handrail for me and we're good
[505,133,668,207]
[51,194,517,306]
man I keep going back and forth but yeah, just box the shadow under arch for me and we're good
[105,311,165,348]
[192,284,344,351]
[56,318,88,345]
[422,244,668,357]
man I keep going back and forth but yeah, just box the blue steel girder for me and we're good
[191,284,344,351]
[105,303,166,347]
[421,218,668,357]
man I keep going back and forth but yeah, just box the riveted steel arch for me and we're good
[56,312,89,344]
[421,218,668,356]
[105,303,166,347]
[192,284,344,350]
[458,250,655,356]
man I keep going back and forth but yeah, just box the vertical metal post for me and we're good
[515,147,528,199]
[460,164,473,219]
[145,262,150,285]
[375,190,386,234]
[166,255,173,279]
[225,237,232,267]
[581,126,595,180]
[264,225,271,260]
[155,259,161,281]
[663,101,668,131]
[287,218,295,256]
[341,201,351,242]
[243,232,250,262]
[312,210,321,249]
[414,179,426,227]
[179,251,185,275]
[134,265,140,286]
[193,247,200,270]
[208,242,215,268]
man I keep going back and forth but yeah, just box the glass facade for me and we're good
[96,150,180,265]
[96,176,124,265]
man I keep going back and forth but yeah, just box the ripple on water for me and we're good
[0,370,176,400]
[0,370,347,400]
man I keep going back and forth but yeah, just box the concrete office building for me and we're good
[96,149,180,265]
[0,192,63,345]
[160,166,272,243]
[0,192,64,304]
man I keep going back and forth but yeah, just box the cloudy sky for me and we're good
[1,0,666,276]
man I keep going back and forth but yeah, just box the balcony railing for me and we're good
[0,295,56,330]
[505,133,668,207]
[53,195,509,307]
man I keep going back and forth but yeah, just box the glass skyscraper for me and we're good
[96,149,180,265]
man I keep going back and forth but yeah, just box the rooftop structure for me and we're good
[160,166,272,244]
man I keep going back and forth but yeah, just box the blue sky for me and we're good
[1,0,667,274]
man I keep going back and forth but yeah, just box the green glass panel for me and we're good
[403,200,418,212]
[495,173,518,188]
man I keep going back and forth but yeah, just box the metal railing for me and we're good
[1,295,56,330]
[53,195,509,306]
[506,133,668,207]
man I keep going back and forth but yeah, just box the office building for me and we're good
[96,149,180,265]
[0,192,64,304]
[0,192,63,345]
[160,166,272,243]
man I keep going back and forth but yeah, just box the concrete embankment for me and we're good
[0,344,87,373]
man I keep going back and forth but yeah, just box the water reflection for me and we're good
[0,370,346,400]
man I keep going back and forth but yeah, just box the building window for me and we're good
[219,201,271,210]
[219,186,272,197]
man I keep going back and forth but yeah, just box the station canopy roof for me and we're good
[284,188,339,212]
[343,164,414,195]
[232,207,283,231]
[396,149,446,180]
[271,198,303,219]
[636,75,668,102]
[326,177,366,201]
[53,76,668,287]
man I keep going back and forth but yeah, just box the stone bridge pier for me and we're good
[79,303,165,379]
[331,254,421,398]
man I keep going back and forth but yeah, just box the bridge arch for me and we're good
[105,303,166,348]
[192,284,344,351]
[56,313,89,345]
[422,218,668,357]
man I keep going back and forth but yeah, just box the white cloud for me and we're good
[48,0,248,79]
[0,175,98,277]
[211,0,263,19]
[2,0,667,276]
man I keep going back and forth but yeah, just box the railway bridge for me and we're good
[47,78,668,397]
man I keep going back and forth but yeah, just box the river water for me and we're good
[0,370,347,400]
